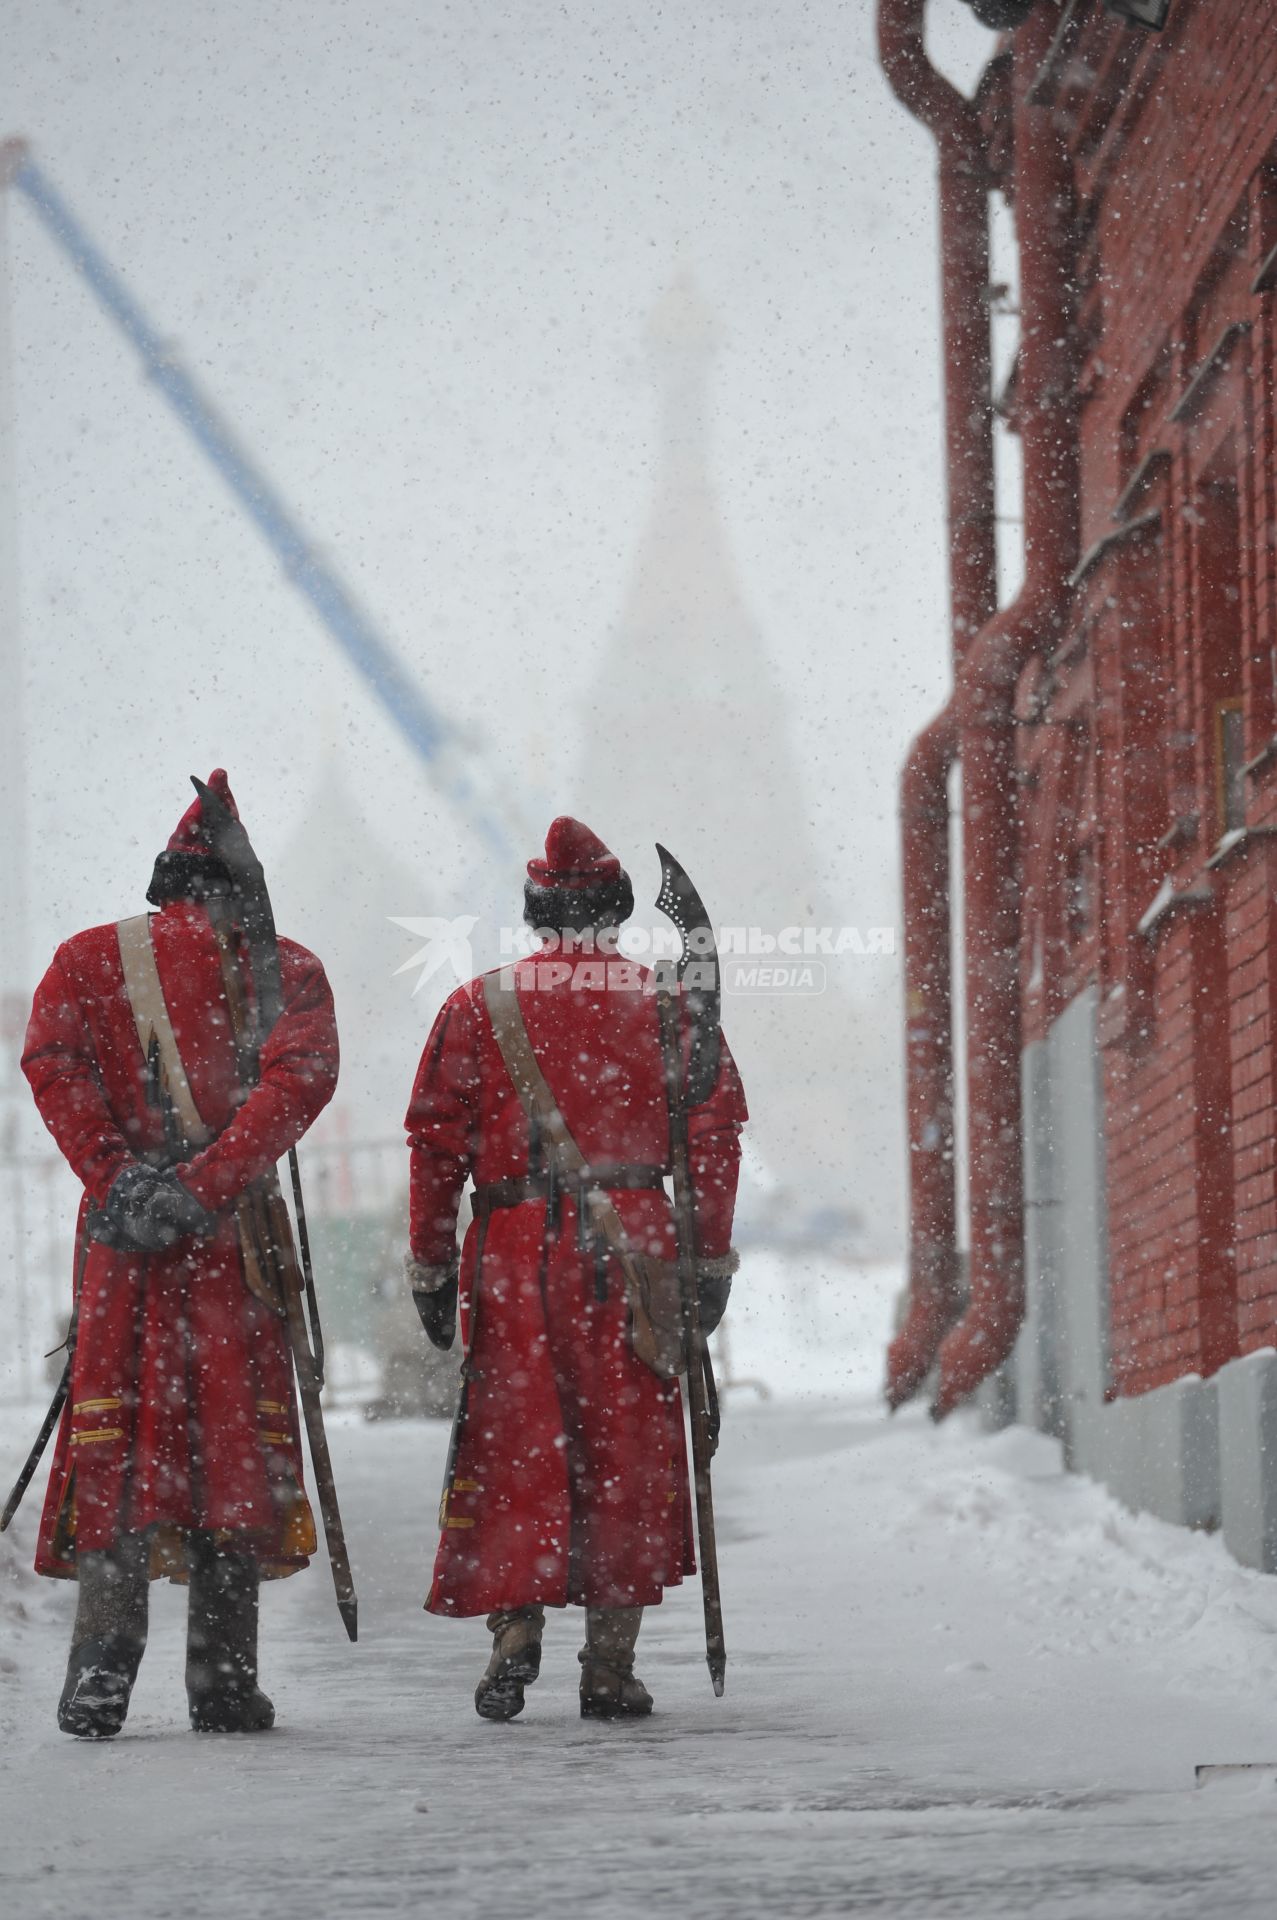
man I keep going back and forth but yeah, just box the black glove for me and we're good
[88,1165,219,1254]
[406,1253,460,1351]
[696,1252,739,1335]
[88,1164,177,1253]
[142,1174,220,1244]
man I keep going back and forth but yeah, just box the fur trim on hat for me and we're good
[522,870,634,936]
[146,849,236,907]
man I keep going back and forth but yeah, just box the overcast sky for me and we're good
[0,0,1009,1372]
[2,0,992,963]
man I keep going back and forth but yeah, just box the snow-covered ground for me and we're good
[4,1257,1277,1918]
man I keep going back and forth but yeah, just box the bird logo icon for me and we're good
[389,915,478,995]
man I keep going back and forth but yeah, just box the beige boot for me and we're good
[475,1605,545,1722]
[579,1606,653,1720]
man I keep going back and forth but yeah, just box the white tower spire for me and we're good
[579,277,902,1243]
[645,269,720,472]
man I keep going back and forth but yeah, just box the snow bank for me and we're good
[891,1413,1277,1701]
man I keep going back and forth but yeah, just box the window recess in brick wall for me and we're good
[1241,161,1277,785]
[1112,448,1169,524]
[1093,510,1170,1052]
[1192,456,1247,850]
[1250,155,1277,296]
[1063,738,1099,981]
[1169,323,1251,428]
[1216,698,1246,835]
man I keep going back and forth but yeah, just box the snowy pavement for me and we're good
[5,1288,1277,1915]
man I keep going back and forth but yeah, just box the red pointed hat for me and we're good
[167,768,241,851]
[527,816,622,890]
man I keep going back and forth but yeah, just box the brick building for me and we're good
[880,0,1277,1566]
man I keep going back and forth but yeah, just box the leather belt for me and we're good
[472,1166,668,1219]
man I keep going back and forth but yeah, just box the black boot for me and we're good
[475,1606,545,1722]
[58,1534,150,1739]
[579,1606,653,1720]
[186,1534,275,1733]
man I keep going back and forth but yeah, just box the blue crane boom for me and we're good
[4,142,514,865]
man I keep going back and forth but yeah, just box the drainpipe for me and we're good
[879,0,997,1407]
[931,4,1080,1419]
[890,704,961,1407]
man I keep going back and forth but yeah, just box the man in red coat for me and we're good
[405,817,746,1721]
[21,771,339,1738]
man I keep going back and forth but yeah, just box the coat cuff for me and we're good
[405,1250,460,1295]
[175,1156,229,1214]
[696,1248,740,1283]
[84,1148,135,1210]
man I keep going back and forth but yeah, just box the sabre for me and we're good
[653,842,728,1697]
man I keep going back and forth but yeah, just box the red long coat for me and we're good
[22,899,339,1581]
[406,953,747,1616]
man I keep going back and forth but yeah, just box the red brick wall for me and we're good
[1009,0,1277,1395]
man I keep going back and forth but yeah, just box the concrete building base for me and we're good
[1069,1373,1220,1533]
[1011,986,1232,1544]
[1217,1348,1277,1572]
